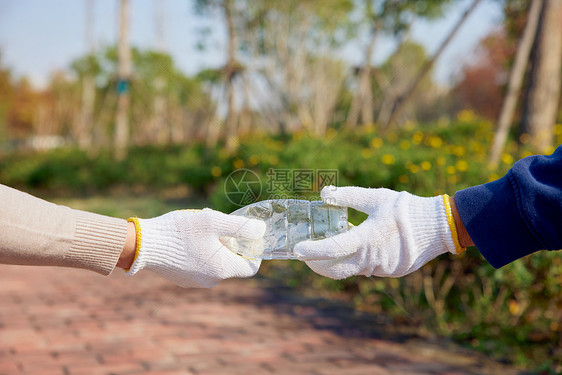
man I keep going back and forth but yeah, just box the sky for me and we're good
[0,0,504,89]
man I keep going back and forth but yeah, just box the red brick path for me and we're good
[0,265,521,375]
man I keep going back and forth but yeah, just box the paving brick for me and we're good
[20,369,67,375]
[50,349,100,366]
[67,361,146,375]
[0,360,20,374]
[318,365,393,375]
[17,356,66,374]
[0,265,521,375]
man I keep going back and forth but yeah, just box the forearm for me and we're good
[117,221,137,269]
[0,184,128,275]
[450,196,474,248]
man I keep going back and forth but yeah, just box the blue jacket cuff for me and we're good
[454,173,543,268]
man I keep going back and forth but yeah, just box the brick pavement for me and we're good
[0,265,523,375]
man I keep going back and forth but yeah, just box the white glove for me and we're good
[294,186,463,279]
[126,209,266,288]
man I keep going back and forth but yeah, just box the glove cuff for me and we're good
[441,194,466,254]
[125,217,142,272]
[405,194,458,256]
[125,216,185,277]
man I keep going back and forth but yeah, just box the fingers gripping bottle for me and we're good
[220,199,349,260]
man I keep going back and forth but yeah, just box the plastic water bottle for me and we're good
[220,199,349,260]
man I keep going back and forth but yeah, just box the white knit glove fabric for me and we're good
[127,209,266,288]
[294,186,458,279]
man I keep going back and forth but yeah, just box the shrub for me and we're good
[1,118,560,371]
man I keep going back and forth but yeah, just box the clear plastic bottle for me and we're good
[220,199,349,260]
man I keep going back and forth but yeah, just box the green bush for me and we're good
[1,117,561,372]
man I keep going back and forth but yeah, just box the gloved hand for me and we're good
[126,208,266,288]
[294,186,464,279]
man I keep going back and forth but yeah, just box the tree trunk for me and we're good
[520,0,562,153]
[79,76,95,149]
[170,99,184,144]
[77,0,95,150]
[205,106,221,149]
[152,0,168,145]
[152,76,168,144]
[311,57,343,137]
[238,74,253,136]
[114,0,131,160]
[224,0,239,153]
[489,0,542,167]
[346,24,378,129]
[383,0,483,130]
[224,74,239,151]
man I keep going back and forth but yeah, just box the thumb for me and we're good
[294,228,361,261]
[216,214,267,240]
[321,186,397,214]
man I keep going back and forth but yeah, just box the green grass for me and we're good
[48,188,209,218]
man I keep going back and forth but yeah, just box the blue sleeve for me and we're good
[454,145,562,268]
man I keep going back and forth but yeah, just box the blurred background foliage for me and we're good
[1,0,562,373]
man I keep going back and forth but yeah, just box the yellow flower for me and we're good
[233,159,245,169]
[521,150,534,158]
[398,175,409,183]
[404,120,416,131]
[447,175,458,184]
[361,149,372,159]
[453,145,466,157]
[456,160,469,172]
[400,140,411,150]
[437,157,446,166]
[381,154,395,165]
[412,132,424,145]
[457,109,476,122]
[265,139,285,151]
[211,166,222,177]
[501,153,513,165]
[370,137,383,149]
[408,164,420,173]
[364,123,376,133]
[249,154,260,166]
[470,141,484,154]
[488,173,499,182]
[508,300,520,315]
[421,161,431,171]
[325,128,338,139]
[219,149,229,159]
[429,136,443,149]
[446,166,456,175]
[269,155,279,165]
